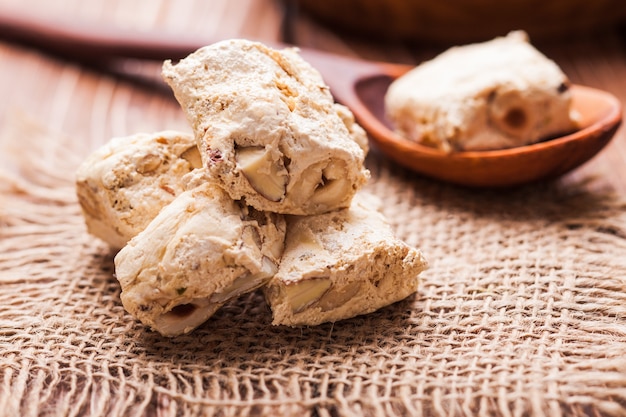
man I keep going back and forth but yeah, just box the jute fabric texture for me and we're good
[1,116,626,417]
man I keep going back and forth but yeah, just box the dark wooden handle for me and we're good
[0,7,411,109]
[0,6,212,61]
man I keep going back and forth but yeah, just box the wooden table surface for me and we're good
[1,0,626,195]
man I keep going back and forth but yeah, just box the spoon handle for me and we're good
[0,6,410,106]
[297,48,411,110]
[0,6,204,61]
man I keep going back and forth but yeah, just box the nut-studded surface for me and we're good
[162,39,370,215]
[385,31,579,152]
[264,192,427,326]
[114,175,286,336]
[75,131,201,248]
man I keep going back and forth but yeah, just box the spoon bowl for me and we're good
[0,8,620,187]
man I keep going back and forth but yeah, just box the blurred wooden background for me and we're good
[1,0,626,193]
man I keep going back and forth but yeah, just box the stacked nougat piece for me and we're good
[75,40,427,337]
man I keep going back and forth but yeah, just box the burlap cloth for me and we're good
[1,115,626,417]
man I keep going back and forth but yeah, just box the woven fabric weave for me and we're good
[1,116,626,417]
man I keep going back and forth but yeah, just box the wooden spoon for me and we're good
[307,50,623,187]
[0,8,621,187]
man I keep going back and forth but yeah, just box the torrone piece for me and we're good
[75,131,202,249]
[114,175,286,337]
[385,31,579,152]
[162,39,370,215]
[263,193,427,327]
